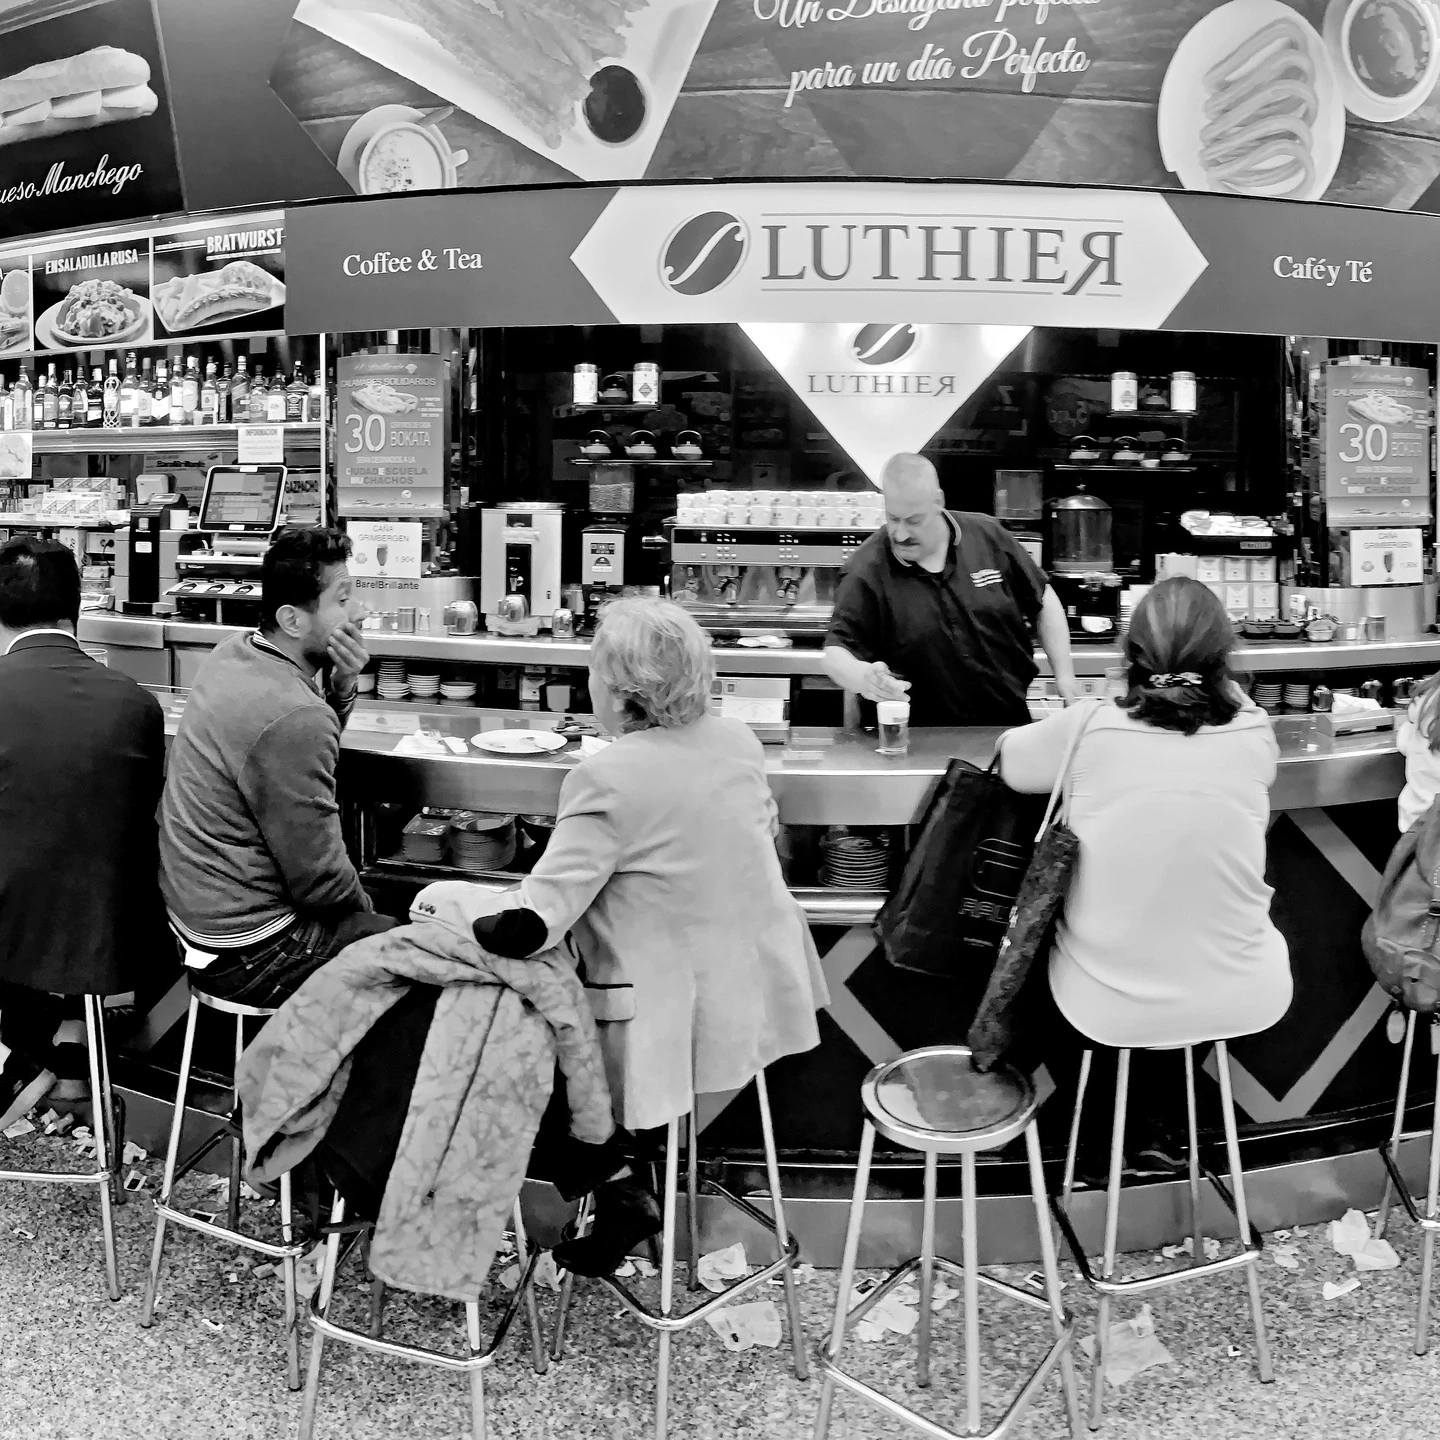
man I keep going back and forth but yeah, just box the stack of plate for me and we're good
[819,828,890,890]
[1253,681,1283,715]
[440,676,478,704]
[407,667,439,701]
[1283,682,1311,712]
[448,812,517,874]
[377,659,409,701]
[401,811,449,865]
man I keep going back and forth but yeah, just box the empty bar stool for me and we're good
[1053,1043,1273,1429]
[140,982,309,1388]
[550,1067,808,1440]
[0,994,123,1299]
[815,1045,1080,1440]
[299,1191,549,1440]
[1375,1008,1440,1354]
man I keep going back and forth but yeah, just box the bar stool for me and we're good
[1374,1008,1440,1354]
[0,994,123,1300]
[549,1068,809,1440]
[815,1046,1081,1440]
[299,1192,550,1440]
[1052,1043,1273,1429]
[139,983,309,1389]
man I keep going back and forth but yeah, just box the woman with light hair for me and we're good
[476,596,828,1273]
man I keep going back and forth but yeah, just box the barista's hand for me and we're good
[1055,676,1083,705]
[858,662,911,705]
[327,621,370,694]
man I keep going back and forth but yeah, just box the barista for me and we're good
[823,453,1079,727]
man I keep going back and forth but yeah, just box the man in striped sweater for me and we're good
[159,527,396,1007]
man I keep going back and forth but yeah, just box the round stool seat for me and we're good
[861,1045,1036,1155]
[190,986,280,1020]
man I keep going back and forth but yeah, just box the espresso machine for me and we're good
[1048,486,1123,642]
[479,502,563,635]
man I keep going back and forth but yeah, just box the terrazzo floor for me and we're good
[1,1127,1438,1440]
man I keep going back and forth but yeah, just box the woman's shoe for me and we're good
[553,1174,662,1278]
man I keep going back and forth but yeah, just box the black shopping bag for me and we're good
[875,758,1044,984]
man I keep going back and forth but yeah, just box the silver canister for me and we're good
[1364,614,1387,642]
[396,606,417,634]
[444,600,479,635]
[573,364,599,406]
[1110,371,1138,412]
[632,362,660,406]
[551,607,576,639]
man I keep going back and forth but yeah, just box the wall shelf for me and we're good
[24,423,321,456]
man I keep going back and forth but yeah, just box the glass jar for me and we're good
[1050,490,1114,573]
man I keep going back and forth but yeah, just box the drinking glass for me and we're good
[876,700,911,756]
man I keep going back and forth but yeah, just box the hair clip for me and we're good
[1149,672,1202,688]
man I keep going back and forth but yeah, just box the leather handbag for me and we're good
[875,753,1046,983]
[969,702,1101,1071]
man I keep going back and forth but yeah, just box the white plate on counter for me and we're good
[470,729,569,755]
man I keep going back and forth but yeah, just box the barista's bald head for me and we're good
[880,453,949,566]
[882,453,943,508]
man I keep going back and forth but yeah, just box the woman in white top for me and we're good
[1397,674,1440,832]
[997,577,1292,1050]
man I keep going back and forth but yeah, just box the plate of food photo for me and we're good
[1159,0,1346,202]
[0,267,31,356]
[293,0,720,182]
[37,278,149,350]
[152,260,286,335]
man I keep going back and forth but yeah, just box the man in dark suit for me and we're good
[0,537,165,1129]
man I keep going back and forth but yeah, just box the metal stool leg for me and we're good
[814,1119,876,1440]
[1088,1048,1131,1432]
[1378,1009,1418,1238]
[1184,1046,1204,1270]
[1415,1043,1440,1356]
[142,996,199,1327]
[227,1015,244,1233]
[550,1192,591,1362]
[279,1168,301,1390]
[1060,1049,1094,1216]
[917,1149,938,1389]
[1025,1121,1082,1438]
[654,1116,681,1440]
[1214,1042,1273,1382]
[84,996,120,1301]
[298,1194,346,1440]
[686,1110,701,1292]
[466,1300,486,1440]
[756,1070,808,1381]
[511,1198,548,1375]
[961,1149,982,1435]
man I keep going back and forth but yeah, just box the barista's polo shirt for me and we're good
[827,511,1048,728]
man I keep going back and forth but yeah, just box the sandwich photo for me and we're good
[0,267,30,354]
[153,260,285,334]
[353,381,418,415]
[0,45,158,149]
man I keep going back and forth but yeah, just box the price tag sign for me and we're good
[1348,527,1424,587]
[335,355,447,516]
[1324,362,1433,525]
[237,425,285,464]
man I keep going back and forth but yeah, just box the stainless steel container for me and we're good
[551,607,575,639]
[1050,489,1114,574]
[1280,582,1438,642]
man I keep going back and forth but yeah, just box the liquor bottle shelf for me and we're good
[22,423,322,455]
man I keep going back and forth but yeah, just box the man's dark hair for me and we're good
[260,526,353,634]
[0,535,80,631]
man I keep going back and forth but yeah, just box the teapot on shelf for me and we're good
[580,429,614,459]
[624,429,657,459]
[672,429,704,461]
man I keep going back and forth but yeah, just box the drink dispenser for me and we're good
[1049,488,1114,574]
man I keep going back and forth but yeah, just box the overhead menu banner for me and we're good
[285,178,1440,343]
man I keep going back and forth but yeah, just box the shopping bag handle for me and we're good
[1035,700,1103,842]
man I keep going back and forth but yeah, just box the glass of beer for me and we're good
[876,699,911,756]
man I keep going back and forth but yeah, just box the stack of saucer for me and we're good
[440,676,478,704]
[1253,680,1283,715]
[407,666,440,702]
[447,812,517,874]
[819,828,890,890]
[1283,682,1311,712]
[401,811,449,865]
[377,659,409,701]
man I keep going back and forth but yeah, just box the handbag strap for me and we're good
[1034,700,1102,842]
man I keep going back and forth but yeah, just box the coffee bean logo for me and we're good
[660,212,748,296]
[851,324,919,366]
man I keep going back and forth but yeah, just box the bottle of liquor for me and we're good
[71,369,88,429]
[170,356,184,424]
[120,353,140,427]
[249,369,269,424]
[266,368,288,423]
[57,369,73,430]
[182,355,201,425]
[217,362,232,424]
[308,368,323,426]
[41,364,59,429]
[12,369,31,433]
[86,367,104,427]
[151,360,171,427]
[103,358,121,428]
[0,380,10,433]
[200,360,219,425]
[284,363,308,423]
[230,355,250,424]
[138,356,154,425]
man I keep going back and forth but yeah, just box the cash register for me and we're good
[167,464,287,626]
